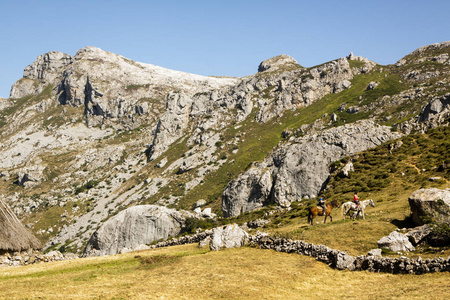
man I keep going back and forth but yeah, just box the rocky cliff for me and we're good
[222,120,402,217]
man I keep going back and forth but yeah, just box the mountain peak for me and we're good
[258,54,300,73]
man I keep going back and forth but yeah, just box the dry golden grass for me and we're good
[0,244,448,299]
[266,180,450,259]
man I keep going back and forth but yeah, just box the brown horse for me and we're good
[307,200,340,225]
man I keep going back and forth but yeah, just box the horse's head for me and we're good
[369,199,375,207]
[331,200,340,208]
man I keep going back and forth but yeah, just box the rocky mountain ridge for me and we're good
[0,42,449,254]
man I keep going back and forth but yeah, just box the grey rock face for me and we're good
[222,120,402,217]
[247,218,270,229]
[23,51,72,82]
[406,224,432,245]
[16,166,45,187]
[408,188,450,226]
[222,168,272,217]
[10,51,72,99]
[209,224,249,251]
[335,252,356,270]
[83,205,192,256]
[377,231,415,252]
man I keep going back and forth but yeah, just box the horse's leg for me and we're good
[330,214,333,222]
[324,214,327,223]
[362,208,365,219]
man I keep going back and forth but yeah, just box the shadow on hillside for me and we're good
[390,216,415,229]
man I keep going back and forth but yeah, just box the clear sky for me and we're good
[0,0,449,98]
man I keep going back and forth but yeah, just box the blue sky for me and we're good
[0,0,449,98]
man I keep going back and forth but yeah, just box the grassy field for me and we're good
[0,244,448,299]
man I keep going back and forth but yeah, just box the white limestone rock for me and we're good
[222,168,272,217]
[377,231,415,252]
[209,224,249,251]
[408,188,450,226]
[83,205,192,256]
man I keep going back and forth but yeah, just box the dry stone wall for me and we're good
[249,233,449,275]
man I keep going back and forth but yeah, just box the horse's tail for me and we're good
[307,210,312,225]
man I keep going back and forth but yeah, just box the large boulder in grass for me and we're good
[83,205,192,256]
[377,231,415,252]
[408,188,450,226]
[210,224,249,251]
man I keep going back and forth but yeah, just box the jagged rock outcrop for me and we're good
[15,166,45,187]
[10,46,238,129]
[417,94,450,127]
[83,205,193,256]
[10,51,72,99]
[223,120,402,217]
[408,188,450,226]
[396,41,450,67]
[258,55,300,73]
[406,225,432,245]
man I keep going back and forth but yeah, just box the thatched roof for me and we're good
[0,199,41,251]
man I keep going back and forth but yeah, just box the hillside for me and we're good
[0,41,449,256]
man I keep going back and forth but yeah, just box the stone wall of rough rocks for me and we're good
[248,233,449,275]
[150,230,213,249]
[147,230,449,274]
[0,249,78,268]
[2,230,448,275]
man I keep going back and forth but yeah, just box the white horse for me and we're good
[341,199,375,219]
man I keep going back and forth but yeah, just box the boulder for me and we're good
[201,208,216,219]
[366,81,378,90]
[335,252,355,270]
[408,188,450,226]
[16,166,45,187]
[194,199,207,208]
[198,236,211,248]
[377,231,415,252]
[405,224,432,245]
[83,205,192,256]
[330,113,338,122]
[247,218,270,229]
[209,224,249,251]
[367,249,382,257]
[340,162,354,177]
[156,157,168,168]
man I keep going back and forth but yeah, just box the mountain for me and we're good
[0,42,449,255]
